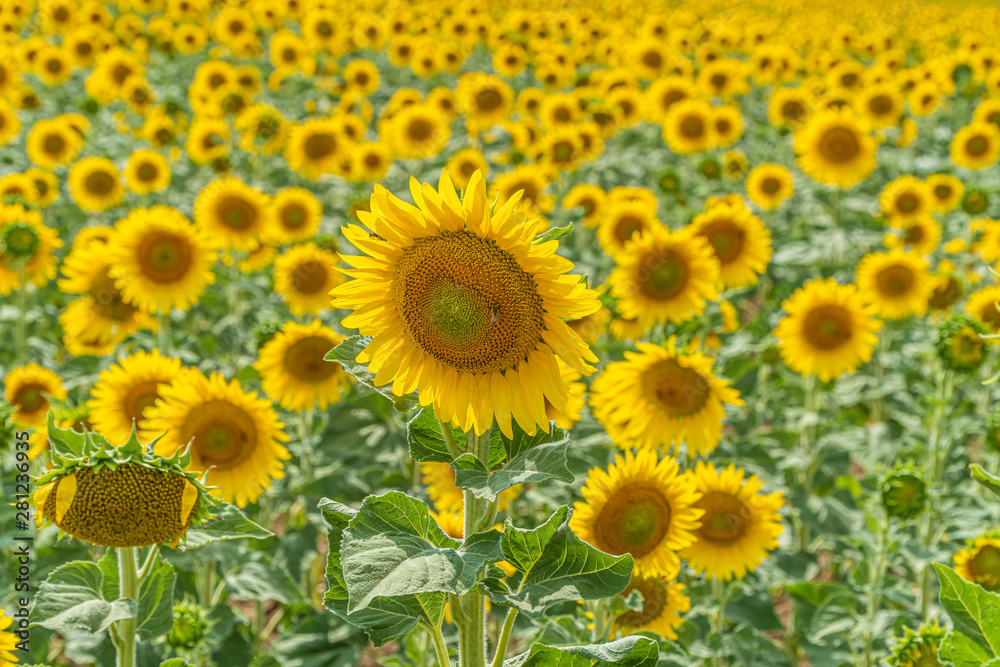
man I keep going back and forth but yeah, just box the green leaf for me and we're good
[341,492,495,612]
[159,660,196,667]
[533,222,573,245]
[325,336,419,412]
[178,503,272,551]
[933,563,1000,656]
[942,631,996,667]
[33,561,136,634]
[96,553,176,640]
[501,507,569,574]
[507,636,659,666]
[320,497,444,646]
[972,464,1000,500]
[407,409,462,463]
[226,561,301,604]
[489,507,633,618]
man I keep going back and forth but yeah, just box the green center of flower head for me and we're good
[137,164,158,181]
[2,222,40,259]
[595,485,672,558]
[643,254,689,299]
[897,193,918,213]
[427,281,489,343]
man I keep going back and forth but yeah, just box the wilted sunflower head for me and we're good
[32,413,215,548]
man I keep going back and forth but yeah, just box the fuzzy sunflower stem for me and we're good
[491,609,519,667]
[712,578,728,667]
[115,547,139,667]
[919,364,951,617]
[420,620,452,667]
[458,428,494,667]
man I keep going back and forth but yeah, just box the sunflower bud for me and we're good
[1,221,41,259]
[887,621,945,667]
[167,600,209,650]
[698,157,721,180]
[880,465,927,521]
[658,170,680,193]
[935,315,989,373]
[962,189,989,215]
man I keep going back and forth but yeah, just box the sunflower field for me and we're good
[3,0,1000,666]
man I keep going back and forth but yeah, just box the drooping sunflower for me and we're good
[608,226,720,329]
[273,242,341,316]
[951,121,1000,170]
[193,176,272,251]
[612,575,690,640]
[144,370,291,508]
[925,173,964,213]
[855,250,932,320]
[124,148,171,194]
[596,201,662,257]
[4,363,67,428]
[264,187,323,246]
[679,462,785,581]
[590,339,743,456]
[0,203,63,294]
[108,206,217,314]
[87,350,183,445]
[967,285,1000,334]
[331,170,600,438]
[954,533,1000,591]
[67,156,125,212]
[774,278,882,382]
[690,203,772,289]
[745,163,794,210]
[795,109,877,188]
[255,320,347,412]
[571,448,703,579]
[285,117,347,179]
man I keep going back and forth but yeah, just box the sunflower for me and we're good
[256,187,321,247]
[954,534,1000,591]
[285,117,347,179]
[273,242,341,316]
[107,206,216,314]
[855,250,932,320]
[331,170,599,438]
[936,315,989,373]
[144,369,290,508]
[767,86,814,129]
[951,121,1000,170]
[0,98,21,146]
[662,99,714,155]
[235,103,288,155]
[925,173,964,213]
[445,147,489,190]
[663,461,781,583]
[124,149,171,194]
[4,363,67,428]
[690,203,772,289]
[590,338,743,456]
[0,203,63,295]
[978,218,1000,263]
[745,163,794,210]
[67,157,124,212]
[562,183,607,229]
[193,176,271,251]
[489,165,554,219]
[608,226,720,329]
[571,449,702,579]
[884,215,941,256]
[24,168,58,208]
[455,72,513,131]
[856,83,904,129]
[880,176,932,224]
[709,105,744,148]
[795,109,877,188]
[612,575,690,640]
[255,320,347,412]
[184,115,230,166]
[597,200,662,257]
[774,278,882,382]
[389,103,450,160]
[350,141,391,182]
[26,117,84,169]
[967,285,1000,334]
[87,350,183,445]
[0,610,19,665]
[343,59,379,96]
[889,622,946,667]
[421,461,519,515]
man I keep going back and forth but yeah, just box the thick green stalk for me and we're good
[116,547,139,667]
[458,428,493,667]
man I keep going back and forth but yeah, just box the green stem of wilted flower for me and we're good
[919,364,951,617]
[795,374,821,552]
[458,428,494,667]
[114,547,139,667]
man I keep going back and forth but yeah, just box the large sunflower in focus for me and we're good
[679,462,785,581]
[144,370,291,508]
[571,448,702,579]
[795,109,877,188]
[690,202,772,289]
[331,169,600,438]
[590,339,743,456]
[774,278,882,381]
[108,206,217,314]
[855,250,932,320]
[87,349,183,445]
[255,320,348,412]
[608,226,720,329]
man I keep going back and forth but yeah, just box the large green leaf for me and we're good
[341,492,497,612]
[319,496,446,646]
[971,464,1000,501]
[934,563,1000,657]
[942,631,996,667]
[407,408,463,463]
[178,503,272,551]
[488,506,633,618]
[33,561,136,634]
[506,637,659,667]
[325,336,419,411]
[97,552,176,641]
